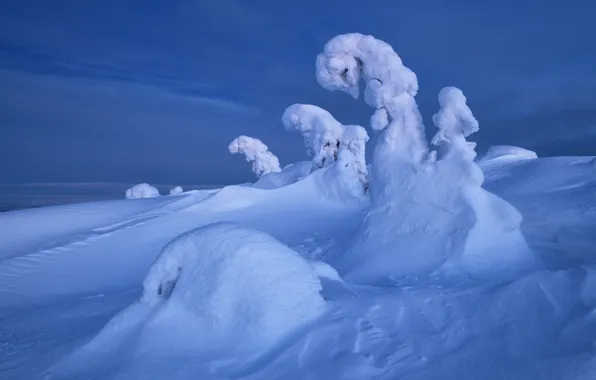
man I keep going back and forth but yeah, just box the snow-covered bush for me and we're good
[431,87,480,161]
[169,186,184,195]
[480,145,538,162]
[140,222,326,358]
[282,104,369,186]
[315,33,534,283]
[125,183,160,199]
[228,136,281,178]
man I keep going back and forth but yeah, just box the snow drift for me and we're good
[480,145,539,162]
[315,33,534,283]
[125,183,160,199]
[253,161,312,190]
[142,222,326,353]
[49,222,327,378]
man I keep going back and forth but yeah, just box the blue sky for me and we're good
[1,0,594,185]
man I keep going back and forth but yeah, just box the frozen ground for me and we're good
[1,155,596,380]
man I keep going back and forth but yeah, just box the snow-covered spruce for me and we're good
[316,33,534,282]
[228,136,281,178]
[282,104,369,187]
[140,222,327,357]
[169,186,184,195]
[125,183,160,199]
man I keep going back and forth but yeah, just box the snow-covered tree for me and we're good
[125,183,160,199]
[314,33,534,283]
[169,186,184,195]
[431,86,480,162]
[282,104,369,185]
[316,33,426,163]
[228,136,281,178]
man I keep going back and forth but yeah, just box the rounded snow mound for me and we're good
[253,161,312,190]
[141,222,327,356]
[480,145,538,162]
[125,183,160,199]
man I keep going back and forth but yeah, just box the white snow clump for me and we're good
[169,186,184,195]
[141,222,326,357]
[228,136,281,178]
[315,33,534,283]
[282,103,369,185]
[125,183,160,199]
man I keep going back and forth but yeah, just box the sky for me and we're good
[0,0,595,185]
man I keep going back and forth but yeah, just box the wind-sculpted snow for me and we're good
[253,161,312,190]
[124,183,160,199]
[2,155,596,379]
[46,222,328,379]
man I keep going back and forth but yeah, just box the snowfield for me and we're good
[2,33,596,380]
[1,156,596,380]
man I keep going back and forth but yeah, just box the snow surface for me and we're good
[125,183,160,199]
[2,156,596,379]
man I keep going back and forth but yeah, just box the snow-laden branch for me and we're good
[315,33,427,162]
[228,136,281,178]
[282,104,369,183]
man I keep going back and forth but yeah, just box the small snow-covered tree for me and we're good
[228,136,281,178]
[431,87,480,162]
[125,183,160,199]
[282,104,369,186]
[169,186,184,195]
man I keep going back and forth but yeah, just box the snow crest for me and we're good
[253,161,312,190]
[480,145,539,162]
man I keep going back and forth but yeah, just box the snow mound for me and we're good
[229,136,281,178]
[169,186,183,195]
[311,150,369,202]
[125,183,160,199]
[253,161,312,190]
[142,222,326,354]
[480,145,538,162]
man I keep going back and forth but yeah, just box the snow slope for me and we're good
[1,157,596,379]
